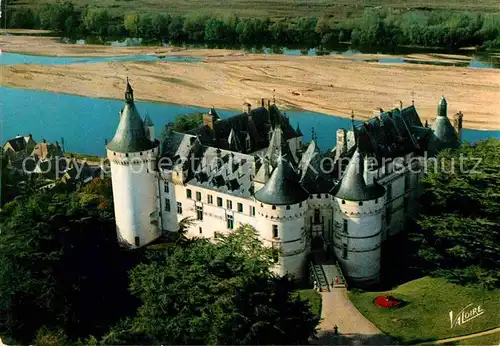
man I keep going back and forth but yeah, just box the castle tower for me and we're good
[106,80,160,248]
[254,158,309,279]
[431,96,460,151]
[331,148,386,286]
[143,113,155,142]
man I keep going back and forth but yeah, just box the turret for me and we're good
[143,113,155,142]
[431,96,460,151]
[254,158,309,279]
[106,79,160,248]
[438,95,447,118]
[331,148,385,286]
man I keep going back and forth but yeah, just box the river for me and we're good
[1,51,499,156]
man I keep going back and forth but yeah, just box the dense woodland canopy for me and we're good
[0,177,318,345]
[4,1,500,49]
[410,139,500,288]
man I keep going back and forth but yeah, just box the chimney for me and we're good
[203,113,215,130]
[261,98,265,107]
[453,111,464,141]
[243,102,251,114]
[372,108,383,118]
[336,129,347,158]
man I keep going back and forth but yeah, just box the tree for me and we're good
[102,225,318,344]
[124,13,138,36]
[0,190,137,343]
[410,139,500,288]
[83,8,110,36]
[170,112,203,132]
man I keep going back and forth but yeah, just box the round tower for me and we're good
[331,149,385,286]
[254,158,309,279]
[431,96,460,151]
[106,80,160,248]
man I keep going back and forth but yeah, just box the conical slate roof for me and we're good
[331,148,385,201]
[432,97,459,149]
[143,113,154,127]
[254,158,309,205]
[107,82,156,153]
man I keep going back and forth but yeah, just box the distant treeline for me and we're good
[5,2,500,49]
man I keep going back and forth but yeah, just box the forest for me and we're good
[4,2,500,49]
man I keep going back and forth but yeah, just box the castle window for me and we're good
[227,200,233,210]
[196,191,202,201]
[359,201,363,206]
[272,225,278,238]
[135,237,140,247]
[309,195,313,199]
[343,219,348,234]
[299,202,302,208]
[126,153,129,157]
[375,198,378,204]
[272,205,276,210]
[342,244,348,259]
[199,227,202,234]
[113,152,116,156]
[177,202,183,214]
[237,203,243,213]
[286,205,290,210]
[250,206,255,216]
[196,205,203,220]
[317,194,321,199]
[227,215,234,229]
[140,152,143,156]
[207,195,213,204]
[342,200,346,204]
[217,197,223,207]
[164,183,169,193]
[314,209,320,224]
[186,189,192,199]
[165,198,171,212]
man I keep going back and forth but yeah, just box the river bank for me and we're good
[1,35,499,130]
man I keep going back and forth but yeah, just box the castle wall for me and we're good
[332,197,384,284]
[107,147,160,247]
[257,201,308,279]
[305,194,334,249]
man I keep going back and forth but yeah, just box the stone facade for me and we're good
[107,82,463,285]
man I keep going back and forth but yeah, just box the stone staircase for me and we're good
[309,261,330,292]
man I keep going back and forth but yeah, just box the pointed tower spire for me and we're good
[273,89,276,104]
[125,77,134,103]
[411,89,415,106]
[296,123,303,136]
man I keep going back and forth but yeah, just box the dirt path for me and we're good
[1,35,500,131]
[313,288,393,345]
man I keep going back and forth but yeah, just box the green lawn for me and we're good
[294,289,322,321]
[349,277,500,344]
[443,331,500,345]
[11,0,500,18]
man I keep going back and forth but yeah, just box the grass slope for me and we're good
[294,289,322,321]
[10,0,500,18]
[349,277,500,344]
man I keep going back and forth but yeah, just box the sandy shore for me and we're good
[1,35,499,130]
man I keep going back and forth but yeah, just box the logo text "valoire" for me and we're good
[449,304,484,328]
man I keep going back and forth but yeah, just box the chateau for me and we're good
[106,81,463,286]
